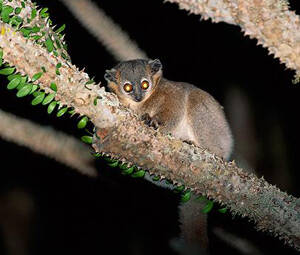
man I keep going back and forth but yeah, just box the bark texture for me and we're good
[1,0,300,250]
[165,0,300,81]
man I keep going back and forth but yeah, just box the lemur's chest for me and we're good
[171,113,195,143]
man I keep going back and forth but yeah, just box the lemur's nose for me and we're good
[134,94,142,102]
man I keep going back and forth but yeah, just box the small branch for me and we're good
[165,0,300,80]
[60,0,147,61]
[0,108,97,177]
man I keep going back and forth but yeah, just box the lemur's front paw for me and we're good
[141,113,160,130]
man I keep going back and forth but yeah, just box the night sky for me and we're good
[0,0,300,254]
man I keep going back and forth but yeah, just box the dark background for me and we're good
[0,0,300,254]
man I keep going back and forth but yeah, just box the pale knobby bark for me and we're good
[60,0,147,61]
[1,0,300,250]
[0,109,97,176]
[165,0,300,81]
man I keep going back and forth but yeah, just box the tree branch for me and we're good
[165,0,300,81]
[60,0,147,61]
[1,0,300,250]
[0,109,97,177]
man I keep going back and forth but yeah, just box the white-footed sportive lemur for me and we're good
[104,59,233,252]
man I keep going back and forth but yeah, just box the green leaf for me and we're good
[0,67,15,75]
[32,35,42,41]
[16,78,27,90]
[7,73,21,81]
[41,13,49,18]
[93,97,98,106]
[56,63,62,69]
[21,1,25,8]
[77,116,88,129]
[32,72,43,82]
[152,175,160,181]
[119,163,129,170]
[61,52,68,60]
[29,84,38,94]
[41,66,46,73]
[131,170,145,178]
[81,136,93,144]
[42,93,55,105]
[20,27,32,37]
[86,79,94,85]
[31,25,40,33]
[218,207,227,214]
[174,185,185,193]
[122,166,134,175]
[40,7,48,15]
[108,161,119,167]
[56,24,66,33]
[68,109,75,114]
[31,92,45,105]
[10,15,23,28]
[92,153,102,158]
[55,39,61,49]
[56,107,68,117]
[31,8,37,19]
[1,5,14,23]
[202,200,214,214]
[47,101,57,114]
[16,83,32,97]
[45,38,54,52]
[62,43,68,51]
[15,7,21,14]
[181,191,191,203]
[50,82,57,91]
[7,77,21,90]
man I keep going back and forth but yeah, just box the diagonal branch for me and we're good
[165,0,300,81]
[60,0,147,61]
[0,108,97,177]
[1,0,300,250]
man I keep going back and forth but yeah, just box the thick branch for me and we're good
[165,0,300,80]
[1,0,300,250]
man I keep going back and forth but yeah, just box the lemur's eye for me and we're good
[141,80,149,90]
[123,83,133,92]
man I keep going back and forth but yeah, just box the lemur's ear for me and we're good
[104,68,117,83]
[148,59,162,75]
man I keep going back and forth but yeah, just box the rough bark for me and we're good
[0,109,96,176]
[1,0,300,250]
[165,0,300,81]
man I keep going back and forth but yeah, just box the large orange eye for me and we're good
[123,83,133,92]
[141,80,149,90]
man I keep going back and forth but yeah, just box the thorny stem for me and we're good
[165,0,300,81]
[1,0,300,250]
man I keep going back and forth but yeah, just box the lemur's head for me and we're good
[104,59,162,103]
